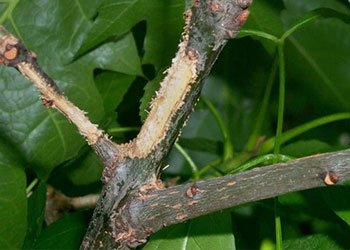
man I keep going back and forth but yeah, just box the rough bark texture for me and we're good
[80,1,252,249]
[1,1,350,250]
[129,149,350,232]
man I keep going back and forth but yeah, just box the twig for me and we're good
[45,186,99,225]
[0,26,118,169]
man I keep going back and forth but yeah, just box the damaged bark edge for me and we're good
[81,1,253,249]
[119,0,252,161]
[124,13,198,159]
[0,26,119,166]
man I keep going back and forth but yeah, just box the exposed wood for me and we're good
[0,26,118,166]
[81,0,253,248]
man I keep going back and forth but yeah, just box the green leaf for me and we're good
[78,0,185,68]
[242,0,284,37]
[178,137,223,155]
[166,38,274,175]
[284,234,342,250]
[282,15,350,111]
[139,69,164,121]
[144,212,235,250]
[67,150,103,186]
[8,0,101,65]
[0,65,101,180]
[281,139,332,157]
[95,71,136,117]
[0,1,141,179]
[239,0,284,53]
[142,0,185,67]
[279,190,339,224]
[22,183,47,249]
[283,0,350,15]
[33,211,91,250]
[0,139,27,250]
[321,185,350,226]
[0,0,104,180]
[84,33,143,76]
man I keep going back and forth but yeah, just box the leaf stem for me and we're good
[228,154,294,174]
[175,143,199,179]
[261,113,350,153]
[0,0,19,24]
[196,157,222,177]
[275,197,283,250]
[280,15,319,42]
[201,95,234,160]
[239,29,279,43]
[273,43,285,156]
[272,40,287,250]
[26,178,38,196]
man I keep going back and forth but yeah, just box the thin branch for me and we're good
[128,149,350,234]
[0,26,118,168]
[45,185,99,225]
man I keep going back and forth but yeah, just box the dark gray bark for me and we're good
[128,149,350,233]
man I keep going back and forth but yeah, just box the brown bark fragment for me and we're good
[235,9,250,26]
[210,1,224,13]
[186,185,199,198]
[176,212,186,220]
[150,203,158,207]
[172,204,182,209]
[187,200,198,206]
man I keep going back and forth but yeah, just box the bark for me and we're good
[1,0,349,250]
[79,1,253,249]
[129,149,350,232]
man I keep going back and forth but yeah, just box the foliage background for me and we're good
[0,0,349,249]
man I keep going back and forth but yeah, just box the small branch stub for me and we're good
[323,171,339,186]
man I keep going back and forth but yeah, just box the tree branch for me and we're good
[81,1,252,249]
[0,26,119,168]
[45,186,99,225]
[128,149,350,233]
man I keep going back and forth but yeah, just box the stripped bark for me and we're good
[1,0,349,250]
[0,26,119,168]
